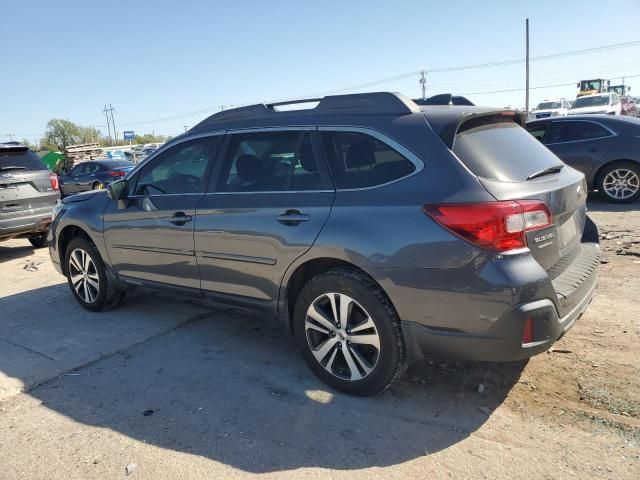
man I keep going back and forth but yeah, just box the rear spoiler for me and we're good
[422,108,526,148]
[0,142,29,153]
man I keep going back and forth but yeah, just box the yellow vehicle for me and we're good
[577,79,610,97]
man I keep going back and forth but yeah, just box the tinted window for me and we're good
[0,150,47,172]
[218,131,324,192]
[135,137,220,195]
[320,131,415,189]
[526,123,548,142]
[546,121,612,144]
[454,122,562,182]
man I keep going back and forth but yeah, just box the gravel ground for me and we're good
[0,195,638,479]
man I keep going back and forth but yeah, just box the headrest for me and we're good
[236,154,266,182]
[298,141,318,172]
[346,140,376,169]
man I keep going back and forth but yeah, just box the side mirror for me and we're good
[107,179,128,200]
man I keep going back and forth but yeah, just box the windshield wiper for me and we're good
[526,165,564,180]
[0,166,27,171]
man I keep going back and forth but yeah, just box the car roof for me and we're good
[184,92,519,149]
[526,114,640,127]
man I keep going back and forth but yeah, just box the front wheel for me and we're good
[64,236,124,312]
[293,268,406,396]
[598,161,640,203]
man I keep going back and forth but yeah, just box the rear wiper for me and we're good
[0,166,27,172]
[526,165,564,180]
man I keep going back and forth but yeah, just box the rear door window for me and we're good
[453,122,562,182]
[526,123,548,142]
[320,131,416,189]
[217,131,327,192]
[546,121,612,144]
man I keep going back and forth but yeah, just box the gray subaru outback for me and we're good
[48,93,600,396]
[1,142,59,247]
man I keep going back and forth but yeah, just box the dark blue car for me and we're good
[59,160,134,197]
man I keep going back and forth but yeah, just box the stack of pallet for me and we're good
[61,143,104,171]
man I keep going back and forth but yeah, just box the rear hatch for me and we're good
[451,115,587,275]
[0,145,58,218]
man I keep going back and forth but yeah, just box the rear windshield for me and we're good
[0,150,48,172]
[102,160,134,168]
[453,122,562,182]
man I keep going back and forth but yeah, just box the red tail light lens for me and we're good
[423,200,552,252]
[49,172,59,191]
[109,170,126,177]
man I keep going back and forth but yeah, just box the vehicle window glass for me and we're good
[546,121,611,144]
[0,150,48,172]
[320,131,415,189]
[526,124,547,142]
[218,131,324,192]
[135,137,220,195]
[453,122,562,182]
[86,163,100,174]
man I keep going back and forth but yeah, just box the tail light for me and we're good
[49,172,59,191]
[109,170,126,177]
[423,200,552,252]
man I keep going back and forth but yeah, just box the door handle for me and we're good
[169,211,193,225]
[277,209,310,225]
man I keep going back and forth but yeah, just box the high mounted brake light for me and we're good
[423,201,552,252]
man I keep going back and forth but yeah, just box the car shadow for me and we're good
[587,192,640,212]
[0,284,525,473]
[0,242,36,262]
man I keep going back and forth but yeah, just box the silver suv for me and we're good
[1,142,59,247]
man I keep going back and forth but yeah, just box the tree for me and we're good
[134,133,168,145]
[20,138,38,151]
[42,119,81,150]
[77,126,103,144]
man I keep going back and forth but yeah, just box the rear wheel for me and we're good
[598,161,640,203]
[28,232,47,248]
[293,268,406,396]
[64,236,124,311]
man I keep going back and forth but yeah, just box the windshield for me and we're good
[573,95,610,108]
[580,80,602,91]
[537,102,561,109]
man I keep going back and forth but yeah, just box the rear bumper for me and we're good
[0,207,53,240]
[399,227,600,363]
[402,258,598,361]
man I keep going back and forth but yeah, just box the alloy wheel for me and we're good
[68,248,100,303]
[603,168,640,200]
[305,292,381,381]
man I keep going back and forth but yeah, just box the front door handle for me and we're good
[169,211,193,225]
[277,209,310,225]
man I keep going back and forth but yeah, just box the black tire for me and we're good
[293,267,406,396]
[597,161,640,203]
[28,232,48,248]
[64,236,124,312]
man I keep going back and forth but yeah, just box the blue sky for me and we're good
[2,0,640,142]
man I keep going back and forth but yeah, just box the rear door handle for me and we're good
[169,211,193,225]
[277,209,310,225]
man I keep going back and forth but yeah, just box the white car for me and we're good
[528,99,572,120]
[568,93,621,116]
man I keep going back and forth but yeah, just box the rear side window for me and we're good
[453,122,562,182]
[320,131,415,189]
[546,121,612,144]
[526,123,548,142]
[0,150,48,172]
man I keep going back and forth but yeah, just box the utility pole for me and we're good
[419,70,427,100]
[103,105,113,146]
[110,105,118,145]
[525,18,530,115]
[183,126,189,132]
[8,133,14,141]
